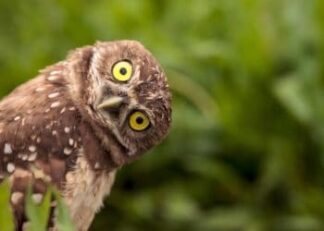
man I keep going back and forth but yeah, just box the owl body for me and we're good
[0,41,171,230]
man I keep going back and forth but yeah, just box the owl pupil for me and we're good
[119,67,127,75]
[136,117,144,124]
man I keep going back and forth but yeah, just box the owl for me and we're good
[0,40,172,230]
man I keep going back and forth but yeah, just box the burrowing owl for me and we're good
[0,40,172,230]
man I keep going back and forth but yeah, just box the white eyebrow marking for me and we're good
[4,143,12,154]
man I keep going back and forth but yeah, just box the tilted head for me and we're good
[69,40,171,165]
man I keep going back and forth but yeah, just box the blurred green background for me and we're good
[1,0,324,230]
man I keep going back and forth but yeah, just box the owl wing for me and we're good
[0,64,83,229]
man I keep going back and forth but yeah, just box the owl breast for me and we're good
[62,149,116,231]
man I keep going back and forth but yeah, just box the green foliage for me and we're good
[54,189,75,231]
[0,183,74,231]
[0,180,15,231]
[26,187,52,231]
[1,0,324,230]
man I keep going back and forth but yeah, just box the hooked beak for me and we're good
[97,96,124,110]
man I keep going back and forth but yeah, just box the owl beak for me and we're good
[97,96,124,110]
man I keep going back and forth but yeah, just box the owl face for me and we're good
[79,40,171,159]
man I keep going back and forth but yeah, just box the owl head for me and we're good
[69,40,171,166]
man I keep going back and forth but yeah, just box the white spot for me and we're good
[32,193,43,204]
[45,108,51,113]
[33,168,48,180]
[11,192,24,204]
[7,163,15,173]
[64,148,72,155]
[4,143,12,154]
[35,87,46,92]
[28,145,37,152]
[28,153,37,161]
[50,101,60,108]
[69,107,76,111]
[94,162,100,169]
[69,138,74,146]
[36,137,41,143]
[48,92,60,98]
[52,130,58,136]
[21,118,26,126]
[60,107,66,114]
[22,154,28,161]
[64,127,71,133]
[14,116,21,121]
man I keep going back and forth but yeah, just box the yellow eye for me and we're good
[112,60,133,82]
[129,111,150,131]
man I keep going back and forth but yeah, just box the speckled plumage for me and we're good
[0,40,172,230]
